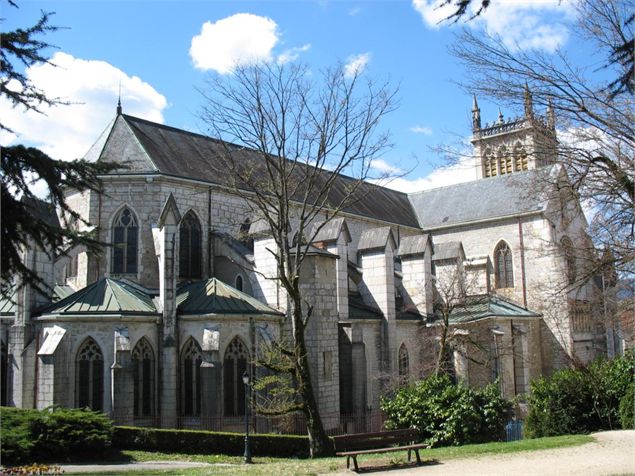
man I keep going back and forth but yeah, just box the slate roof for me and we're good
[348,293,382,320]
[448,295,541,324]
[432,242,464,261]
[398,234,430,257]
[310,218,351,244]
[177,278,282,316]
[408,167,555,229]
[40,278,158,316]
[358,226,396,252]
[22,197,60,228]
[98,114,420,228]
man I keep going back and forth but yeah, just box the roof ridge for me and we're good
[121,114,411,200]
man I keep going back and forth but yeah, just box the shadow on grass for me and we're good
[353,458,440,474]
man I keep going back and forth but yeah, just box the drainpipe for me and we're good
[517,218,527,308]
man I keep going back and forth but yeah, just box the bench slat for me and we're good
[336,443,430,456]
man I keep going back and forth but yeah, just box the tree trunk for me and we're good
[292,303,334,457]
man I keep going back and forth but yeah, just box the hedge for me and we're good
[0,407,113,465]
[113,426,309,458]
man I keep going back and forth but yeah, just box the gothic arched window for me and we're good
[483,148,495,178]
[235,275,244,292]
[112,207,138,274]
[495,241,514,289]
[223,337,249,416]
[132,338,155,417]
[513,143,528,171]
[561,237,576,284]
[179,211,202,279]
[398,344,409,386]
[498,146,512,175]
[76,338,104,411]
[180,338,202,416]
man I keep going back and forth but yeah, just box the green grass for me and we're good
[63,434,594,475]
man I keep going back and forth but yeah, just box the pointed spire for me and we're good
[524,82,534,119]
[547,98,555,129]
[497,108,504,124]
[116,79,122,115]
[471,94,481,131]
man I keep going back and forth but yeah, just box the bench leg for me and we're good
[352,455,359,472]
[415,449,421,465]
[407,449,412,462]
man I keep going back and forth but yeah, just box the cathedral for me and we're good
[1,92,608,432]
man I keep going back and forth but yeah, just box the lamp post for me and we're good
[242,371,252,464]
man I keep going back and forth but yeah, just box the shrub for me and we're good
[380,374,510,447]
[0,407,39,465]
[0,406,113,465]
[525,353,634,437]
[113,426,309,458]
[619,383,634,429]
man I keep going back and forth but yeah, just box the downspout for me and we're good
[32,329,40,409]
[208,187,213,277]
[97,188,103,281]
[517,217,528,308]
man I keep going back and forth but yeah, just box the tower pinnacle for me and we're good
[524,82,534,119]
[471,94,481,131]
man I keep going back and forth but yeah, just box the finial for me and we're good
[547,98,555,129]
[471,94,481,131]
[524,82,534,119]
[497,108,504,124]
[116,79,122,115]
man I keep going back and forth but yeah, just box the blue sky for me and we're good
[2,0,583,191]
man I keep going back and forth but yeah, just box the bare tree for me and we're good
[440,0,633,98]
[449,1,634,278]
[198,62,397,457]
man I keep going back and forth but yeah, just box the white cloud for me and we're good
[370,159,404,175]
[190,13,279,74]
[377,154,479,193]
[410,125,433,135]
[277,44,311,65]
[412,0,575,52]
[349,6,362,16]
[0,52,167,161]
[344,52,371,78]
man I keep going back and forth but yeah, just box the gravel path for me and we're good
[356,430,635,476]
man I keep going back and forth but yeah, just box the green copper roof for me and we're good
[448,295,540,324]
[0,290,15,316]
[177,278,282,316]
[53,285,76,302]
[41,278,158,315]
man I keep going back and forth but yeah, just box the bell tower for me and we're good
[471,85,558,180]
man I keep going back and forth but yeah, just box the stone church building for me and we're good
[1,92,607,431]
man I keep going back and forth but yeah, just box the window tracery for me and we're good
[179,211,202,279]
[494,241,514,288]
[76,338,104,411]
[112,207,138,274]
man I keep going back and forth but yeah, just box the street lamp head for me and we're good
[242,370,249,385]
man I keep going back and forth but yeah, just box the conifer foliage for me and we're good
[1,1,118,298]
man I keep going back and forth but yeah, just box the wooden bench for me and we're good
[333,428,429,472]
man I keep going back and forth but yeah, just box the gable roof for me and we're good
[93,114,420,228]
[432,242,464,261]
[177,278,282,316]
[358,226,396,252]
[408,167,555,230]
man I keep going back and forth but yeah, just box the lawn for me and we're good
[65,434,594,475]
